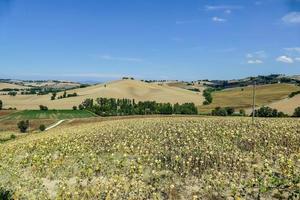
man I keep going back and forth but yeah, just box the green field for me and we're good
[1,110,97,120]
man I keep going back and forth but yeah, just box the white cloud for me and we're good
[212,17,226,22]
[96,54,143,62]
[246,51,266,59]
[282,12,300,24]
[276,55,294,63]
[247,59,263,64]
[205,5,243,11]
[284,47,300,53]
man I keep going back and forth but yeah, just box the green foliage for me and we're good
[17,120,29,133]
[0,100,2,110]
[72,106,77,110]
[202,88,221,105]
[80,98,198,116]
[288,90,300,98]
[51,92,57,100]
[39,105,48,111]
[0,187,13,200]
[239,109,246,116]
[3,110,96,120]
[212,107,228,116]
[8,91,17,96]
[39,124,46,131]
[254,106,288,117]
[293,107,300,117]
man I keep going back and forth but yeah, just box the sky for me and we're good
[0,0,300,81]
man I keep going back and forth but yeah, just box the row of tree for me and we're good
[51,91,78,100]
[78,98,198,116]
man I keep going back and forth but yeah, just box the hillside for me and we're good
[268,94,300,115]
[199,83,300,113]
[0,83,29,90]
[0,79,204,110]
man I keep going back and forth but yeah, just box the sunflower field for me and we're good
[0,117,299,199]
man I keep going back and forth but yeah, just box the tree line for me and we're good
[77,98,198,116]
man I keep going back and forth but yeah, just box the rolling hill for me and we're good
[0,79,204,110]
[198,83,300,113]
[0,82,29,90]
[268,94,300,115]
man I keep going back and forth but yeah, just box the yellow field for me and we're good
[268,94,300,115]
[0,83,28,90]
[0,79,204,110]
[199,83,300,113]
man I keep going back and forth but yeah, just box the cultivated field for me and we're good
[199,83,300,113]
[0,83,28,90]
[0,117,299,199]
[1,110,97,120]
[0,79,204,110]
[268,94,300,115]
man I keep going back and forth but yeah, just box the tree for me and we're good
[293,107,300,117]
[239,109,246,116]
[17,120,29,133]
[39,105,48,111]
[51,92,57,100]
[39,124,46,131]
[212,107,228,116]
[73,106,77,110]
[225,107,235,116]
[63,91,67,98]
[0,100,2,110]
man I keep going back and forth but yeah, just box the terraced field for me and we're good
[0,117,299,199]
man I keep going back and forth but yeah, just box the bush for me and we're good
[39,105,48,111]
[212,107,228,116]
[288,90,300,98]
[293,107,300,117]
[254,106,288,117]
[0,187,13,200]
[225,107,235,116]
[0,100,2,110]
[39,124,46,131]
[239,109,246,116]
[10,134,16,139]
[17,120,29,133]
[73,106,77,110]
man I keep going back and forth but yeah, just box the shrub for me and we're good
[225,107,235,116]
[10,134,16,139]
[39,124,46,131]
[39,105,48,111]
[293,107,300,117]
[288,90,300,98]
[254,106,287,117]
[73,106,77,110]
[239,109,246,116]
[0,187,13,200]
[0,100,2,110]
[17,120,29,133]
[212,107,228,116]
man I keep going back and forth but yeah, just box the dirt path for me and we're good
[45,120,66,131]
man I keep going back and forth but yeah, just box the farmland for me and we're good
[199,83,300,113]
[1,110,97,120]
[0,117,299,199]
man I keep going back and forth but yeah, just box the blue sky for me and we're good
[0,0,299,81]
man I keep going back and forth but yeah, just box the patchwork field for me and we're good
[0,83,28,90]
[0,117,299,199]
[199,83,300,113]
[0,79,204,110]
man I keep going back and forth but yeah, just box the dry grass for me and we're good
[0,79,204,110]
[199,83,300,113]
[0,83,28,90]
[0,119,57,132]
[268,94,300,115]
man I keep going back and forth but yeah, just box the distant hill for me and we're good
[199,83,300,113]
[0,79,204,110]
